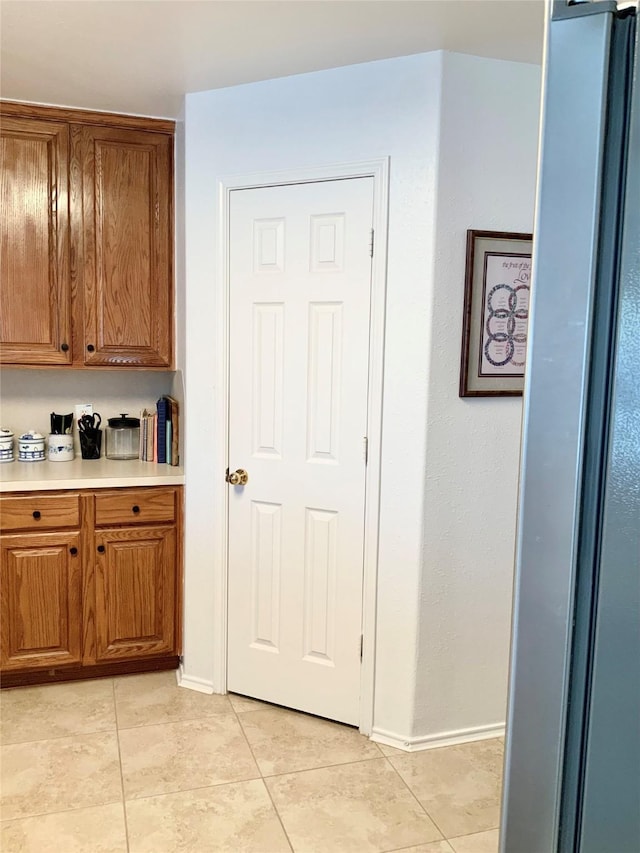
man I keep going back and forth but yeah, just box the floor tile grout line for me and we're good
[258,753,389,780]
[384,843,456,853]
[113,678,131,853]
[0,725,118,748]
[382,755,450,843]
[382,841,455,853]
[0,799,124,826]
[230,699,295,852]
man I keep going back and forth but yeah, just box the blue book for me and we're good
[156,397,168,464]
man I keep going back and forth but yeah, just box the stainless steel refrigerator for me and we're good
[501,1,640,851]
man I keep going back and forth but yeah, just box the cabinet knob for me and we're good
[61,343,69,352]
[32,510,41,520]
[132,505,140,514]
[87,344,95,352]
[97,544,105,553]
[70,546,78,556]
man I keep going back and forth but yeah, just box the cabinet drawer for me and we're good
[0,493,80,531]
[94,488,176,526]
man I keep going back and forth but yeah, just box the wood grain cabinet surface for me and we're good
[0,102,174,369]
[0,116,73,364]
[95,525,176,662]
[0,531,82,671]
[0,485,183,686]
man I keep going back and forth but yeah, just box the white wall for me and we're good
[0,369,174,454]
[182,52,442,730]
[180,51,541,743]
[413,53,541,743]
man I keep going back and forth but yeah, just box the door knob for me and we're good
[226,468,249,486]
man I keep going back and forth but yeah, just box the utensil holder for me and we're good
[79,429,102,460]
[48,434,74,462]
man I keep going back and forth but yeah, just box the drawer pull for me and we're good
[97,544,105,553]
[32,510,41,520]
[70,547,78,556]
[132,505,140,514]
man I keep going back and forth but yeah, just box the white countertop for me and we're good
[0,457,185,492]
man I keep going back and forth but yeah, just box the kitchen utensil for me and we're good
[79,412,101,433]
[0,429,14,463]
[105,414,140,460]
[48,434,74,462]
[50,412,73,434]
[18,431,45,462]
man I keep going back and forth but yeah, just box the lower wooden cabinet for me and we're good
[95,525,176,661]
[0,485,183,686]
[0,531,82,671]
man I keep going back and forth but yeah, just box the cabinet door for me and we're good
[1,532,81,670]
[94,525,176,661]
[0,117,72,364]
[80,125,173,367]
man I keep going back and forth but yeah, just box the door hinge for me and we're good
[360,634,364,661]
[363,436,368,465]
[369,228,374,258]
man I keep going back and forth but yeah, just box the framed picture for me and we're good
[459,229,533,397]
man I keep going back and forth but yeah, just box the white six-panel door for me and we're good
[227,178,374,725]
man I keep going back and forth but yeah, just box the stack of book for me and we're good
[139,396,179,465]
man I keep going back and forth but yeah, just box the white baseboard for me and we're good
[371,722,505,752]
[176,665,216,695]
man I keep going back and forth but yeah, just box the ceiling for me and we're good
[0,0,545,119]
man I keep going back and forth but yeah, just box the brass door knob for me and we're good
[226,468,249,486]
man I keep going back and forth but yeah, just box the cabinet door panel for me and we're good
[95,525,176,660]
[1,532,81,670]
[0,117,72,364]
[81,126,173,367]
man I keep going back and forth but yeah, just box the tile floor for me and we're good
[0,671,502,852]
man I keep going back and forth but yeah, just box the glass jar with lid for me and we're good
[105,414,140,460]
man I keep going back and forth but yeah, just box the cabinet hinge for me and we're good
[360,634,364,661]
[369,228,374,258]
[363,436,368,465]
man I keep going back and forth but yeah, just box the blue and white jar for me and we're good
[0,429,14,463]
[48,434,74,462]
[18,431,45,462]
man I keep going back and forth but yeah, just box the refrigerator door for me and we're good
[501,2,636,851]
[577,15,640,851]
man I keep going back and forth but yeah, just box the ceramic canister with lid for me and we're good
[105,414,140,460]
[18,431,46,462]
[0,429,14,462]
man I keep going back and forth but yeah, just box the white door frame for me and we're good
[212,159,389,734]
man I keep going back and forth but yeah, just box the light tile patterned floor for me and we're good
[0,672,502,852]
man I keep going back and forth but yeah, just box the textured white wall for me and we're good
[180,51,541,742]
[413,53,541,741]
[182,52,442,733]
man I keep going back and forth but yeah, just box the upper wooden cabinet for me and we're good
[0,116,73,365]
[79,125,173,366]
[0,102,174,369]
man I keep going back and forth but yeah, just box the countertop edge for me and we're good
[0,460,185,492]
